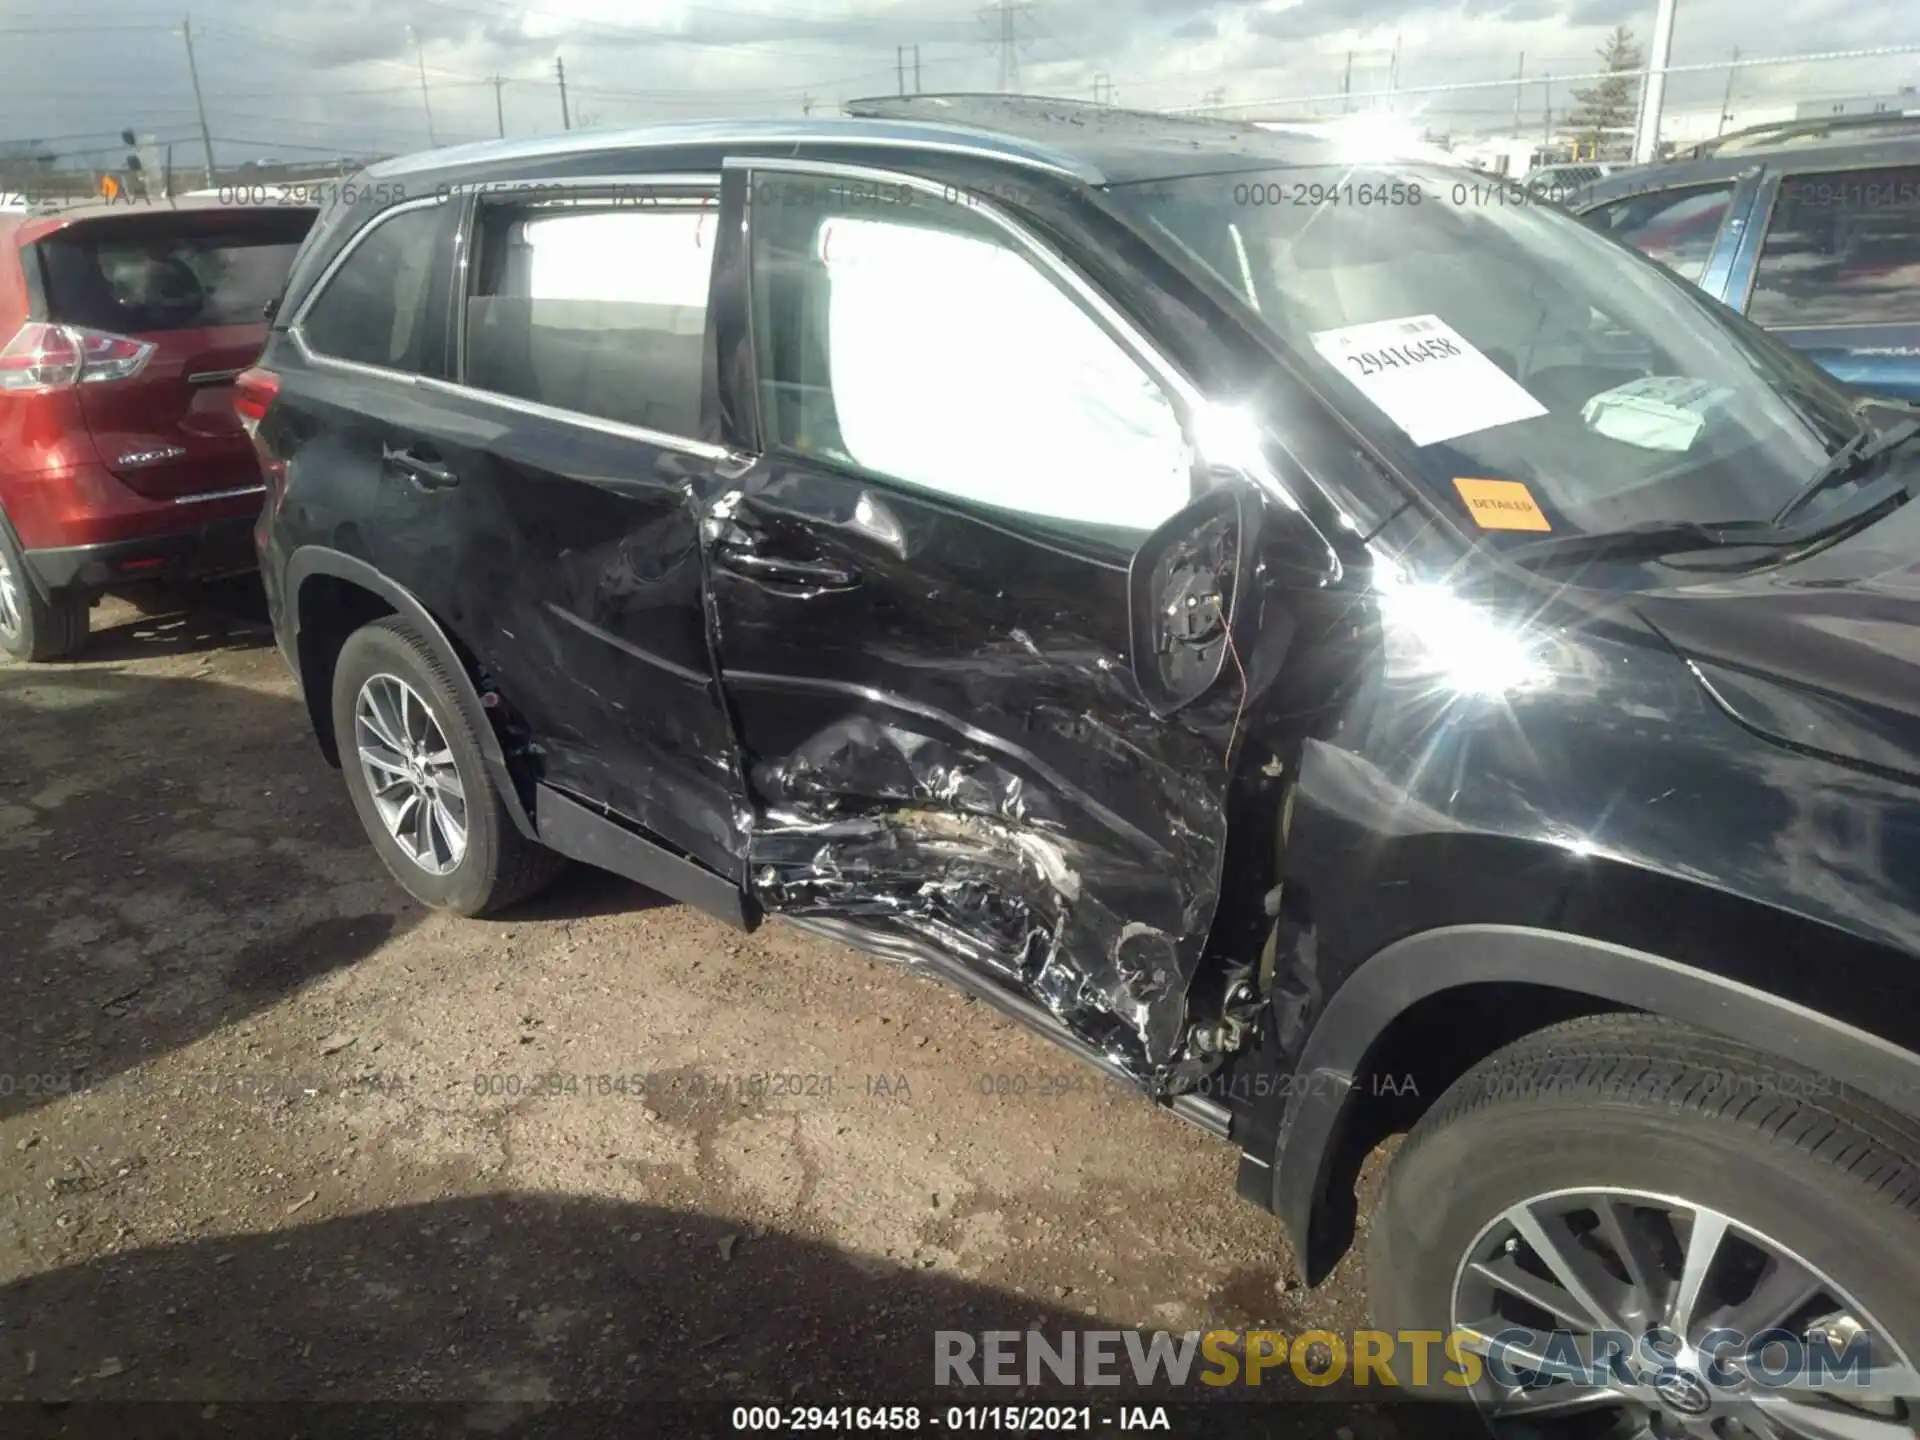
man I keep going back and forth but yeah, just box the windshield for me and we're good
[1106,164,1875,544]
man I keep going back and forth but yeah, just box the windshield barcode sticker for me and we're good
[1310,314,1548,448]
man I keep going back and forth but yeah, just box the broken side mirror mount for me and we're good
[1127,476,1265,718]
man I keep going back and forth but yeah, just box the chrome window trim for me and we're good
[286,193,448,333]
[286,329,730,460]
[287,326,426,387]
[449,171,722,202]
[414,376,732,461]
[729,155,1204,418]
[449,187,475,400]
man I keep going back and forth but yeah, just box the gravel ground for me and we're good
[0,583,1462,1439]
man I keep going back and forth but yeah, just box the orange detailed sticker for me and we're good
[1452,478,1551,532]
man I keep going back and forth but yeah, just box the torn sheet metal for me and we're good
[744,714,1219,1076]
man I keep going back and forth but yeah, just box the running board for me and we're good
[783,915,1233,1141]
[533,784,755,931]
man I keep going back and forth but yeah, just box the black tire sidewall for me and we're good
[1369,1097,1920,1359]
[330,621,506,915]
[0,524,84,663]
[0,528,31,658]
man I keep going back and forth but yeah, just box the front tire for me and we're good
[1367,1014,1920,1434]
[0,527,88,662]
[331,617,563,915]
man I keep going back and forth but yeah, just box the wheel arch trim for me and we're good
[1260,923,1920,1280]
[284,545,537,839]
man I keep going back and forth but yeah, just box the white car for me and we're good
[1523,162,1623,202]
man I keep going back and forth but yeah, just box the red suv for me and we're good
[0,197,315,659]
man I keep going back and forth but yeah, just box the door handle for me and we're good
[713,540,858,591]
[382,443,460,491]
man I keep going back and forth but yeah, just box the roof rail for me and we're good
[844,92,1125,120]
[1685,111,1920,158]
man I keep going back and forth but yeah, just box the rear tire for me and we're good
[1367,1014,1920,1430]
[0,527,89,662]
[331,617,564,915]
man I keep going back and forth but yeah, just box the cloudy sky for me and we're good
[2,0,1916,167]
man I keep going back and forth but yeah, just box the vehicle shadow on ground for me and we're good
[0,660,417,1124]
[0,637,705,1126]
[0,1195,1483,1439]
[503,863,677,922]
[78,578,276,665]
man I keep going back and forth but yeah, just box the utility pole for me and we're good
[409,25,437,145]
[982,0,1030,94]
[1717,45,1740,135]
[1387,33,1401,113]
[1341,51,1353,113]
[1512,51,1525,134]
[1543,74,1553,149]
[556,54,571,130]
[999,0,1016,92]
[1632,0,1678,163]
[914,43,922,93]
[180,15,217,188]
[493,76,506,137]
[897,45,906,97]
[1093,73,1113,104]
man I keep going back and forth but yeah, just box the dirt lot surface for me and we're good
[0,584,1455,1439]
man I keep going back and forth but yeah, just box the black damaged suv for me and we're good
[250,96,1920,1430]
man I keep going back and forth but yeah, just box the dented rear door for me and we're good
[705,160,1235,1076]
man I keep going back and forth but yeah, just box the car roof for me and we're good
[10,194,317,245]
[1692,113,1920,158]
[365,96,1355,191]
[284,97,1423,326]
[1579,128,1920,208]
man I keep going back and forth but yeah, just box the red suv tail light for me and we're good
[0,321,155,392]
[233,366,280,438]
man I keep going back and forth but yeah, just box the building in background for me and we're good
[1795,86,1920,119]
[1657,103,1799,146]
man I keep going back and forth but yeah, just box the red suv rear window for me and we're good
[29,213,315,334]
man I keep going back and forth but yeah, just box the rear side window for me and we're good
[299,205,443,372]
[463,195,716,437]
[1749,165,1920,327]
[33,214,313,334]
[1585,183,1736,283]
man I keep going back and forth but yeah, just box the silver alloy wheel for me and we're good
[353,672,467,876]
[1451,1187,1919,1437]
[0,550,22,642]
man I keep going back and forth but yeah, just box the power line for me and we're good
[411,0,980,54]
[0,21,173,32]
[408,24,438,146]
[180,13,217,188]
[187,19,487,82]
[1174,40,1920,112]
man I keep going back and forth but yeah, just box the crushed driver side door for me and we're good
[701,160,1261,1082]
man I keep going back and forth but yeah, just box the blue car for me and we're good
[1576,116,1920,401]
